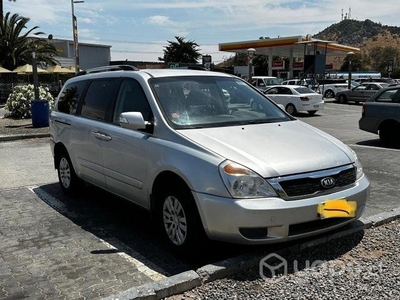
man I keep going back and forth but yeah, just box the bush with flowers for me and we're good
[5,84,54,119]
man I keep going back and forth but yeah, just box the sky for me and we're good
[4,0,400,64]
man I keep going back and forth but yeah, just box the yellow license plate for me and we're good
[317,199,357,219]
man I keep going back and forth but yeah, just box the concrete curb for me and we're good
[105,209,400,300]
[0,133,50,142]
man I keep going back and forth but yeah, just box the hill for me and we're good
[313,19,400,70]
[314,19,400,46]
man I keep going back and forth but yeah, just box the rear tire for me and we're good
[285,104,296,115]
[57,151,82,195]
[324,90,334,98]
[379,124,400,146]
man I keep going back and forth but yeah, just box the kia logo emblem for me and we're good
[321,177,336,189]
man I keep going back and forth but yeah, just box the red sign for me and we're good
[325,64,333,70]
[293,62,303,69]
[272,60,285,70]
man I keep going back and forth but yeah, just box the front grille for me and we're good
[278,167,356,198]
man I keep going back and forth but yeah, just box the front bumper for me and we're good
[193,175,370,245]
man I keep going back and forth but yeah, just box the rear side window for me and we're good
[57,80,87,115]
[375,88,400,103]
[294,87,316,94]
[80,79,119,121]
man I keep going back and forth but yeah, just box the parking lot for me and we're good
[0,101,399,299]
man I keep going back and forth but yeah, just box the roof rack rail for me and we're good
[76,65,139,76]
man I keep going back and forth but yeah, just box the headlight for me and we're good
[219,160,278,198]
[347,146,364,179]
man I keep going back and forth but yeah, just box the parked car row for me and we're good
[250,76,399,145]
[320,81,359,99]
[335,82,389,104]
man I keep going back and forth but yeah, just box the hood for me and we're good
[178,120,354,178]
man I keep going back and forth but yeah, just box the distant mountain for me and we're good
[313,19,400,47]
[314,19,400,70]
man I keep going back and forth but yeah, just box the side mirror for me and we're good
[119,112,147,130]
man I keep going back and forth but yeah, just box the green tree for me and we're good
[368,46,400,77]
[158,36,201,64]
[340,53,363,72]
[232,52,248,66]
[0,12,58,70]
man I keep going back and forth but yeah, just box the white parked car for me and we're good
[263,85,324,115]
[252,76,281,92]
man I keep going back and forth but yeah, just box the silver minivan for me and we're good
[50,67,370,251]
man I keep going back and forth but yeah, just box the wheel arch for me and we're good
[151,171,194,214]
[53,142,68,169]
[378,118,400,131]
[150,170,208,240]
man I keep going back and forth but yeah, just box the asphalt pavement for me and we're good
[0,101,399,300]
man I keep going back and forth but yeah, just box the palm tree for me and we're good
[0,12,58,70]
[159,36,201,64]
[1,0,16,22]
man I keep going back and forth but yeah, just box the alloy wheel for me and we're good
[59,157,71,189]
[163,196,188,246]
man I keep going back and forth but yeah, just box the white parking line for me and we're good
[349,144,400,152]
[29,186,167,281]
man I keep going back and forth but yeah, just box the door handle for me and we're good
[92,131,112,141]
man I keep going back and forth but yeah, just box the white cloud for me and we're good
[4,0,400,63]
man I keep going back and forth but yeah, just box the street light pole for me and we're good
[32,50,40,100]
[71,0,84,74]
[247,48,256,84]
[347,51,354,89]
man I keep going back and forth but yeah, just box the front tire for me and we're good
[339,95,347,104]
[324,90,334,98]
[57,151,81,195]
[157,183,206,253]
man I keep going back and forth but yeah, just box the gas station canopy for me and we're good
[219,35,360,58]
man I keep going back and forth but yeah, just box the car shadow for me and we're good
[32,183,366,277]
[223,227,365,281]
[329,101,364,106]
[294,112,322,118]
[356,139,400,150]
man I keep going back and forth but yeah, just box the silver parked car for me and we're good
[50,66,370,252]
[335,82,389,104]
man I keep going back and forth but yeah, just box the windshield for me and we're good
[150,76,291,129]
[264,77,281,85]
